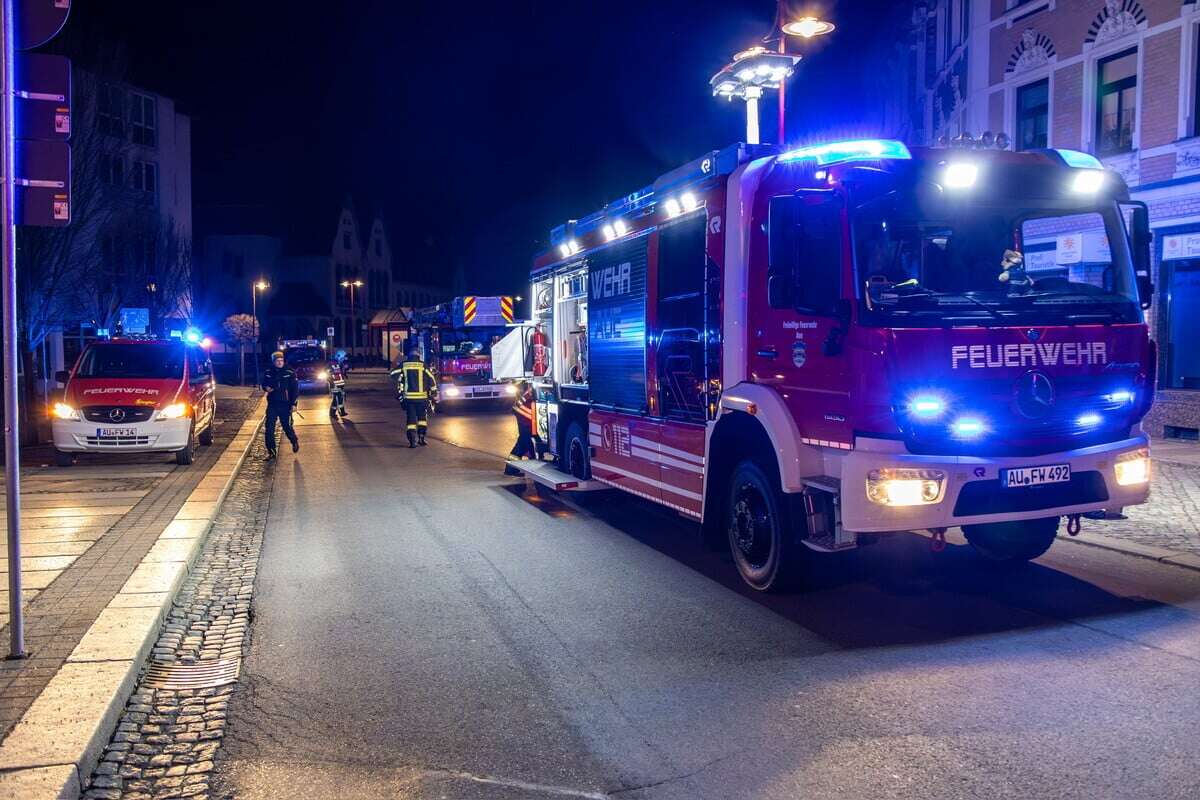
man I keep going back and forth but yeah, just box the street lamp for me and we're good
[710,50,799,145]
[340,279,364,358]
[777,12,835,143]
[252,280,269,387]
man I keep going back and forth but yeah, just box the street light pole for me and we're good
[252,280,268,388]
[1,0,26,660]
[340,280,363,358]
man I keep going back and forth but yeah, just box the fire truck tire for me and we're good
[726,458,800,592]
[54,450,73,467]
[962,516,1059,562]
[198,421,214,446]
[175,424,196,466]
[563,422,591,480]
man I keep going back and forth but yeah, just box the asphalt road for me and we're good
[215,375,1200,800]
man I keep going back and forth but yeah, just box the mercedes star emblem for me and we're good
[108,408,126,423]
[1014,370,1055,419]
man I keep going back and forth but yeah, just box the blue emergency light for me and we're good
[779,138,912,166]
[1051,149,1103,170]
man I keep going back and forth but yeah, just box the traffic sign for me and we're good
[14,139,70,226]
[13,53,70,141]
[327,326,335,337]
[14,0,70,51]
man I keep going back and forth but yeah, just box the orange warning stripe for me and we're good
[463,296,477,324]
[500,295,514,323]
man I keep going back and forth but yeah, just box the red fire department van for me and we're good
[52,337,217,467]
[515,139,1156,591]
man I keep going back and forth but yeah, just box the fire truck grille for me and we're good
[82,435,154,447]
[953,471,1108,517]
[82,405,155,423]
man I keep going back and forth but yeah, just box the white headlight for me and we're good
[505,384,518,396]
[866,469,946,506]
[156,402,189,420]
[317,370,328,381]
[444,386,461,397]
[52,402,79,421]
[1071,169,1105,193]
[1114,449,1150,486]
[943,163,978,189]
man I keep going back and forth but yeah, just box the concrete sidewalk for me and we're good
[1056,437,1200,567]
[0,393,266,798]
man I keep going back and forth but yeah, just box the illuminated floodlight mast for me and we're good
[710,50,800,145]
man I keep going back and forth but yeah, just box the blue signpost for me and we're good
[3,0,72,659]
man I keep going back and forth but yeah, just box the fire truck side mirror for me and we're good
[1126,201,1153,310]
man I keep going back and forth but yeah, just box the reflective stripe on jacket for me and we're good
[399,361,436,399]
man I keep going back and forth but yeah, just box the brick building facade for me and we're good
[912,0,1200,438]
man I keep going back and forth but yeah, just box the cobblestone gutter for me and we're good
[83,441,275,800]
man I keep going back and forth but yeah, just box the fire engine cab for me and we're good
[411,296,520,404]
[51,336,218,467]
[514,138,1156,591]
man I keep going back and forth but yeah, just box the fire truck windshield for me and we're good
[853,191,1141,327]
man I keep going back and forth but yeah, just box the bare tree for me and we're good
[223,313,258,386]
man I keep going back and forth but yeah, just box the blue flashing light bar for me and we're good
[951,416,986,438]
[1052,148,1103,170]
[779,138,912,166]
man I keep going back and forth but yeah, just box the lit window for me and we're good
[1097,48,1136,155]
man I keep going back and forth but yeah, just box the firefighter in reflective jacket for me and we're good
[391,351,437,447]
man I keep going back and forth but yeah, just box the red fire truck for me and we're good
[516,139,1156,591]
[410,296,519,404]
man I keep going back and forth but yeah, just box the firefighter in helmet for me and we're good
[391,347,438,447]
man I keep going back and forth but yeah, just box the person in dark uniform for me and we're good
[391,349,437,447]
[510,381,536,459]
[261,350,299,459]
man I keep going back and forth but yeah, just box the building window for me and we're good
[98,84,125,138]
[1096,48,1136,155]
[1017,79,1049,150]
[1164,258,1200,389]
[130,93,157,147]
[100,153,124,187]
[375,238,382,257]
[131,161,158,195]
[342,231,351,249]
[959,0,970,44]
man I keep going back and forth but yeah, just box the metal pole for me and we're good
[252,285,259,388]
[777,20,787,144]
[350,286,356,359]
[1,0,27,659]
[744,87,762,145]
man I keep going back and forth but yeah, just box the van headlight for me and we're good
[866,468,946,506]
[443,386,461,397]
[504,384,518,396]
[155,402,190,420]
[317,370,328,381]
[52,402,80,421]
[1114,449,1150,486]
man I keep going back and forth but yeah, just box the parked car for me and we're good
[51,337,217,466]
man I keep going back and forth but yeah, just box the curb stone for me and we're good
[1057,530,1200,571]
[0,398,266,800]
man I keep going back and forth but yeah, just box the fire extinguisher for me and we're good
[531,325,548,377]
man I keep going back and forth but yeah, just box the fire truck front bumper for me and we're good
[840,434,1152,534]
[438,382,518,402]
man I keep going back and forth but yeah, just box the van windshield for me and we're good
[76,344,185,379]
[853,192,1141,327]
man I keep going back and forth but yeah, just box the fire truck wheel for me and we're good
[54,450,73,467]
[962,516,1059,563]
[563,422,591,480]
[726,458,798,592]
[198,421,214,446]
[175,424,196,466]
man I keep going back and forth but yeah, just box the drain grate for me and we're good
[143,657,241,690]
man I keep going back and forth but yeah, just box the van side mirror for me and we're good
[55,370,69,385]
[1126,201,1153,310]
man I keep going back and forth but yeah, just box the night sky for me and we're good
[63,1,904,296]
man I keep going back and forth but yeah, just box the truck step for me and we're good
[504,459,609,492]
[800,475,841,494]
